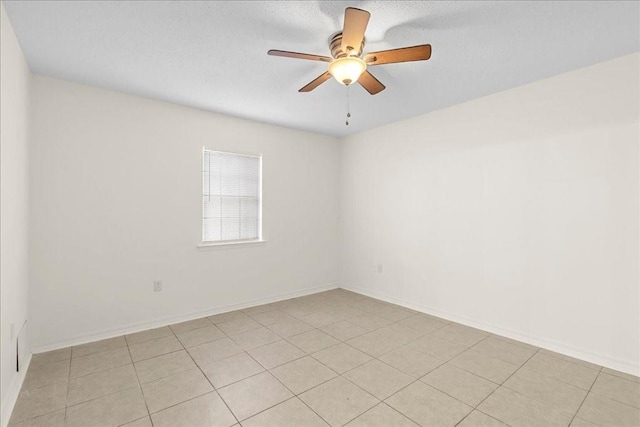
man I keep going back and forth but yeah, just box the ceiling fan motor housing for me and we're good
[330,32,365,59]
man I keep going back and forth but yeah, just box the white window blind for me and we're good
[202,150,261,243]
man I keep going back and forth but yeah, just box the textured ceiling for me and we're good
[4,1,639,137]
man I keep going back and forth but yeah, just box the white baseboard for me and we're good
[342,284,640,377]
[1,353,32,427]
[32,283,338,354]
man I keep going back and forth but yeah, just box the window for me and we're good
[202,149,262,243]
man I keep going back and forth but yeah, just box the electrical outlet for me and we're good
[377,264,383,273]
[153,281,162,292]
[10,323,15,341]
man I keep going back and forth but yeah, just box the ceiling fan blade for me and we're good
[299,72,333,92]
[341,8,370,54]
[364,44,432,65]
[268,50,332,62]
[358,71,385,95]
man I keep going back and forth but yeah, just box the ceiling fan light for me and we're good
[328,57,366,86]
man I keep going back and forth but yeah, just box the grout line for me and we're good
[125,336,153,425]
[242,350,333,426]
[178,322,241,426]
[62,349,72,423]
[453,348,542,426]
[569,366,603,426]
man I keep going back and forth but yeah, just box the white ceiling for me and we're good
[4,1,639,137]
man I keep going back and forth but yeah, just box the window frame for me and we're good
[199,148,264,247]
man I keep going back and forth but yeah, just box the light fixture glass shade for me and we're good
[328,57,366,86]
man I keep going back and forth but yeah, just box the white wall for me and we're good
[340,54,640,375]
[29,76,340,350]
[0,2,31,422]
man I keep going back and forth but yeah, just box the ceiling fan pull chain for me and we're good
[345,86,351,126]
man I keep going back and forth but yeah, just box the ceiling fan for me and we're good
[267,7,432,95]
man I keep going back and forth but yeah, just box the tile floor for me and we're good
[8,289,640,426]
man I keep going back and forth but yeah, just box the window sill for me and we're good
[196,239,267,250]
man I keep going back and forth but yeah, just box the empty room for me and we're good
[1,1,638,426]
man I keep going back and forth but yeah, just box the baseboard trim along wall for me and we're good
[31,283,339,355]
[1,353,32,427]
[341,284,640,377]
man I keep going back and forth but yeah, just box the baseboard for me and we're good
[31,283,338,354]
[341,284,640,377]
[1,352,32,427]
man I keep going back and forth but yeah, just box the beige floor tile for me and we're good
[430,323,488,347]
[503,367,588,414]
[8,409,65,427]
[347,331,406,357]
[249,309,295,326]
[299,377,378,427]
[218,372,293,421]
[299,311,341,328]
[320,321,368,341]
[538,349,601,371]
[407,335,467,361]
[577,392,640,426]
[271,356,337,394]
[134,349,196,384]
[451,350,519,383]
[129,335,183,362]
[478,386,574,427]
[67,364,138,405]
[591,372,640,408]
[201,352,264,389]
[421,363,498,407]
[22,359,69,391]
[524,352,599,390]
[345,402,418,427]
[376,324,425,345]
[151,391,237,427]
[242,397,328,427]
[169,317,212,334]
[386,381,472,426]
[281,303,318,318]
[268,318,315,338]
[490,335,538,351]
[245,302,286,314]
[471,336,537,366]
[457,411,507,427]
[69,346,132,378]
[121,416,153,427]
[230,327,281,350]
[217,317,262,336]
[65,387,148,427]
[325,306,365,320]
[9,382,67,425]
[29,349,71,368]
[312,343,372,374]
[397,314,449,334]
[248,339,305,369]
[375,306,415,322]
[379,345,443,378]
[348,313,394,331]
[188,337,243,366]
[175,325,225,348]
[9,383,67,425]
[570,417,600,426]
[141,368,213,413]
[72,336,127,358]
[344,360,414,400]
[208,310,249,324]
[602,367,640,383]
[288,329,339,354]
[125,326,173,345]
